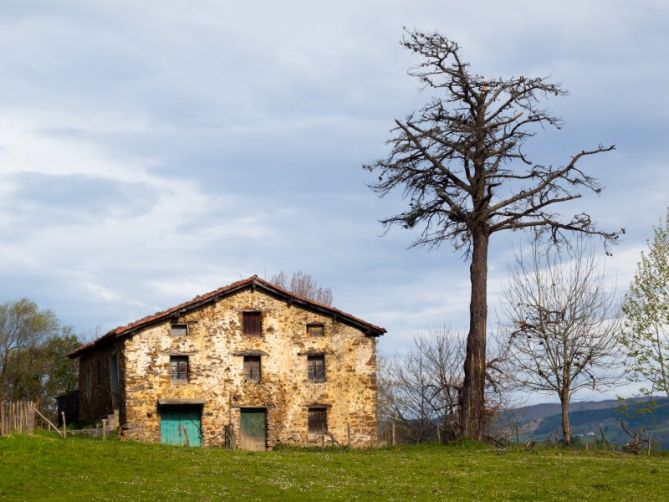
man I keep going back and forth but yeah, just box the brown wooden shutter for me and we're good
[307,355,325,382]
[170,356,189,382]
[243,356,261,382]
[307,323,324,337]
[308,408,327,433]
[243,312,262,336]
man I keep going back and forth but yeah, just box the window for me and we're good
[307,354,326,382]
[307,323,324,337]
[171,323,188,336]
[308,407,327,434]
[243,356,262,383]
[243,312,262,336]
[170,356,189,382]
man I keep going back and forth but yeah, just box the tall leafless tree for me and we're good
[364,30,620,439]
[270,271,333,305]
[500,238,621,445]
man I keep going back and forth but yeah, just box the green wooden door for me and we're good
[240,409,266,451]
[160,406,202,447]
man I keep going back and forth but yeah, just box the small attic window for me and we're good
[307,323,324,337]
[171,323,188,336]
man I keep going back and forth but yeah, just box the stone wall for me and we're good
[121,288,379,448]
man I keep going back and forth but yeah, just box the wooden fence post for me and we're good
[34,408,63,438]
[61,411,67,439]
[347,423,351,447]
[391,420,396,446]
[30,402,35,433]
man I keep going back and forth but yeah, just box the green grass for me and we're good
[1,434,668,501]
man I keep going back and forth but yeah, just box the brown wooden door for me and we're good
[239,408,266,451]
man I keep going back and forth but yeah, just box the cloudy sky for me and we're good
[1,1,667,402]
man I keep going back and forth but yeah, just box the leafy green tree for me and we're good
[41,330,81,400]
[0,299,79,403]
[622,212,669,399]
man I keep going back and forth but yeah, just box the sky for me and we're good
[0,1,667,404]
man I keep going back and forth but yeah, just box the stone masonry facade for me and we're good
[72,277,384,449]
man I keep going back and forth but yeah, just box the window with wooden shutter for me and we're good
[170,356,189,382]
[243,356,261,383]
[308,407,327,434]
[307,323,324,337]
[243,312,262,336]
[307,354,326,382]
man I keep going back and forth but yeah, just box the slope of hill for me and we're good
[506,397,669,448]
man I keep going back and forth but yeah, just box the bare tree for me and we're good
[384,342,439,443]
[500,238,621,445]
[380,328,507,443]
[364,30,620,439]
[270,271,333,305]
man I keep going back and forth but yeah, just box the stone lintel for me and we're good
[158,398,206,405]
[232,350,269,357]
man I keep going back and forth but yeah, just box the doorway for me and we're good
[239,408,266,451]
[159,405,202,447]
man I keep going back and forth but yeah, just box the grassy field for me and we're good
[1,434,668,501]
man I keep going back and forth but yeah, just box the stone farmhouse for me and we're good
[69,276,385,449]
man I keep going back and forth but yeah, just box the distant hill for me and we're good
[503,397,669,449]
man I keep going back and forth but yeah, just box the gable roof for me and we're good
[69,275,386,358]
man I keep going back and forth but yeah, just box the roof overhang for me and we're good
[69,275,386,359]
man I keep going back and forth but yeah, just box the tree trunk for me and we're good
[560,392,572,446]
[460,229,489,440]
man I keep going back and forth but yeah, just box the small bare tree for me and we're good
[381,328,507,443]
[384,344,439,443]
[414,331,464,439]
[501,238,621,445]
[270,271,333,305]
